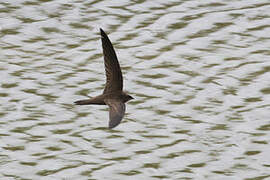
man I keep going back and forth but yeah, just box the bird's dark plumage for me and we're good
[100,28,123,94]
[105,99,126,129]
[74,28,133,129]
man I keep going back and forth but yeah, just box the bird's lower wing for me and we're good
[105,99,126,129]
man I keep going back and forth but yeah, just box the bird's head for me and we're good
[123,92,134,102]
[127,95,134,101]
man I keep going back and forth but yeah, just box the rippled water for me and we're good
[1,0,270,179]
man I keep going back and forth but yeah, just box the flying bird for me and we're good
[74,28,134,129]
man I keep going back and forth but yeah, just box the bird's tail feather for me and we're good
[74,99,92,105]
[74,96,106,105]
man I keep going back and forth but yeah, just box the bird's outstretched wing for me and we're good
[105,99,126,129]
[100,28,123,94]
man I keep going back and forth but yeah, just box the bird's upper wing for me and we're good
[105,99,126,129]
[100,28,123,94]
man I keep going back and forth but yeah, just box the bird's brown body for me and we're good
[75,91,132,105]
[74,28,133,129]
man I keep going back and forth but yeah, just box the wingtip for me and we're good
[100,28,105,36]
[108,121,120,129]
[108,124,116,129]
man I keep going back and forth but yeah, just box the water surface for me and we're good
[0,0,270,179]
